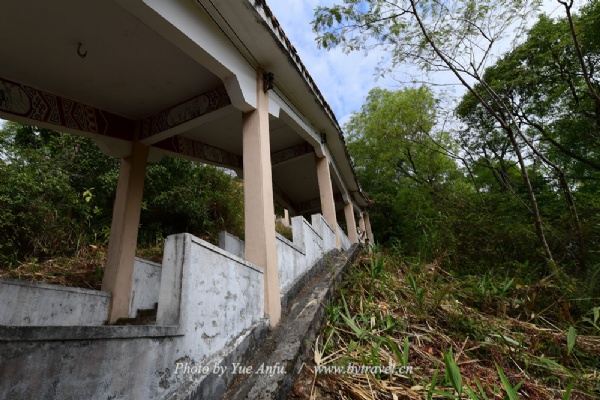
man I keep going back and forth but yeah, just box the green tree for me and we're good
[456,2,600,269]
[0,122,116,265]
[0,122,244,267]
[346,87,461,254]
[140,157,244,245]
[312,0,599,270]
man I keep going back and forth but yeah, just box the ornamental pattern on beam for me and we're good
[0,77,133,139]
[272,183,298,214]
[140,85,231,140]
[271,142,314,166]
[296,192,344,214]
[154,135,242,169]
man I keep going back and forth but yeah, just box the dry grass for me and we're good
[276,219,294,241]
[0,244,165,290]
[292,250,600,400]
[0,245,107,290]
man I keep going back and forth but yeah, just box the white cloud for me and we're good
[267,1,398,127]
[267,0,568,129]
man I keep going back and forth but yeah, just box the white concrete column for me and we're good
[283,209,290,227]
[102,140,149,324]
[344,203,359,244]
[364,212,375,245]
[315,154,341,249]
[242,71,281,327]
[358,213,366,235]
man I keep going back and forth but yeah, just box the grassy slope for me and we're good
[0,244,163,290]
[292,249,600,399]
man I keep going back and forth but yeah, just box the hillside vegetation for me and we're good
[0,121,244,286]
[293,248,600,399]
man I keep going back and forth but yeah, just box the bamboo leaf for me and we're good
[474,378,490,400]
[427,368,439,400]
[567,326,577,356]
[444,348,463,397]
[465,385,482,400]
[403,336,410,367]
[495,362,518,400]
[562,383,573,400]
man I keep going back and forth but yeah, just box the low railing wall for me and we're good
[0,257,162,326]
[218,231,245,259]
[216,214,342,298]
[312,214,337,251]
[0,278,111,326]
[0,233,268,400]
[338,223,351,251]
[130,257,162,317]
[0,213,351,399]
[156,234,265,355]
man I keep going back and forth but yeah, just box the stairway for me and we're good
[113,303,158,326]
[222,245,360,399]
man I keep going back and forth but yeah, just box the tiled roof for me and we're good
[251,0,372,205]
[252,0,341,131]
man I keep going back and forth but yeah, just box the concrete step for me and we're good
[113,303,158,326]
[221,244,361,400]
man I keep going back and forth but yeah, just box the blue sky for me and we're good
[267,0,565,128]
[268,0,398,127]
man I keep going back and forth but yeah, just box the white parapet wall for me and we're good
[278,215,336,296]
[216,213,340,299]
[275,232,306,296]
[0,213,340,328]
[0,278,111,326]
[312,214,337,251]
[0,257,162,326]
[338,223,351,251]
[0,233,269,400]
[0,224,350,399]
[129,257,162,317]
[0,215,346,399]
[157,234,265,360]
[218,231,245,259]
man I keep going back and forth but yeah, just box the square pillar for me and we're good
[358,212,366,242]
[344,203,359,244]
[242,72,281,327]
[283,209,290,227]
[364,212,374,245]
[315,154,341,249]
[102,140,149,324]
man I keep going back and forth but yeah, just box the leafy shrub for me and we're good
[0,122,244,269]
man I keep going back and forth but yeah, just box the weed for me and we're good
[296,247,600,400]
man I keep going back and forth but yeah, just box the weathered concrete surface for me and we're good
[338,223,351,251]
[0,278,110,326]
[276,232,304,297]
[222,244,361,400]
[219,231,245,259]
[279,248,337,315]
[0,219,348,399]
[171,321,269,400]
[0,257,160,326]
[217,215,340,301]
[312,214,337,252]
[130,257,162,317]
[0,233,267,400]
[156,234,265,357]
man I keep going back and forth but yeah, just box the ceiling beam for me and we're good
[271,142,314,167]
[153,135,242,170]
[296,193,344,215]
[140,85,231,145]
[0,76,134,140]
